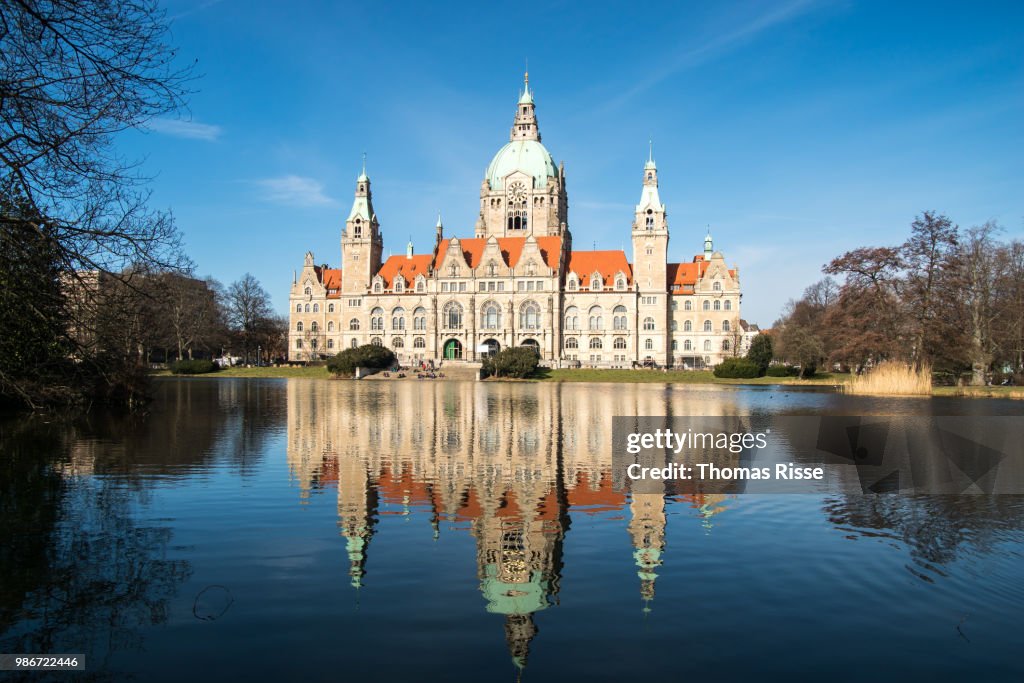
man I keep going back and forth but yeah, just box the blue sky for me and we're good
[123,0,1024,325]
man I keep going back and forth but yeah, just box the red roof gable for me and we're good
[314,267,342,297]
[566,250,632,288]
[666,257,736,292]
[435,236,562,271]
[377,254,433,288]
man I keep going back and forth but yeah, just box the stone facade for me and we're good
[289,75,741,368]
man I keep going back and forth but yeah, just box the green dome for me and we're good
[485,140,557,190]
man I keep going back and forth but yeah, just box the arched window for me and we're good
[722,320,731,332]
[310,321,318,332]
[685,300,692,311]
[684,320,692,332]
[644,338,653,350]
[392,307,405,331]
[614,337,626,349]
[713,281,722,291]
[714,300,721,311]
[296,321,304,332]
[327,339,334,349]
[483,303,501,329]
[724,300,732,310]
[296,339,303,348]
[723,339,731,351]
[329,303,335,313]
[370,307,384,330]
[393,337,404,348]
[591,274,603,291]
[415,278,426,293]
[704,320,713,332]
[394,278,404,293]
[311,338,318,349]
[304,286,311,295]
[645,209,654,230]
[353,219,362,238]
[373,280,382,294]
[328,321,334,332]
[588,306,603,331]
[616,277,626,291]
[414,337,426,349]
[313,303,319,312]
[444,301,463,329]
[643,317,655,331]
[589,337,602,349]
[684,339,692,351]
[671,320,677,331]
[295,303,302,312]
[520,301,541,329]
[304,304,310,313]
[613,305,627,330]
[702,300,710,311]
[564,306,579,330]
[413,307,427,330]
[349,319,360,331]
[566,275,578,292]
[350,338,358,349]
[704,339,712,351]
[371,337,382,347]
[565,337,578,349]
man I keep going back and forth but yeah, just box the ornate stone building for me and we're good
[289,75,741,368]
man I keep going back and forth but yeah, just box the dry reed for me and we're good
[845,361,932,396]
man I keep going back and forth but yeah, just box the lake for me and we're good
[1,379,1022,681]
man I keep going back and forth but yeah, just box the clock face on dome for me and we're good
[507,181,527,203]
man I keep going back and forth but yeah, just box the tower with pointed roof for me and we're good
[341,160,383,294]
[632,147,670,365]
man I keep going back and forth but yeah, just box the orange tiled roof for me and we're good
[436,236,562,271]
[314,267,342,297]
[666,257,736,292]
[565,250,632,288]
[377,255,433,288]
[566,471,627,514]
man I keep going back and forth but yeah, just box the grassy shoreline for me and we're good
[150,367,1023,398]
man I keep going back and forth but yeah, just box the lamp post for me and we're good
[257,344,261,367]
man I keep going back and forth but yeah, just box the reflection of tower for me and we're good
[474,431,569,671]
[337,454,378,589]
[627,492,666,613]
[692,492,729,533]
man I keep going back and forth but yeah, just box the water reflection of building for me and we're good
[285,381,739,667]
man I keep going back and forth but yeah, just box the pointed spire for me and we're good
[358,151,368,182]
[436,210,443,230]
[644,138,657,171]
[519,65,533,104]
[704,226,714,258]
[406,236,414,259]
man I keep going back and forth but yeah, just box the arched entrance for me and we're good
[520,339,540,355]
[479,338,500,358]
[443,339,463,360]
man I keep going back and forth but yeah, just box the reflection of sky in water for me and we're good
[1,379,1022,682]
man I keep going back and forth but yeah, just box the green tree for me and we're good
[745,333,773,376]
[482,347,540,379]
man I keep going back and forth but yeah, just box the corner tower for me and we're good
[632,146,670,364]
[341,161,383,294]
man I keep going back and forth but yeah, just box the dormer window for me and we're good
[713,281,722,291]
[304,286,311,295]
[415,277,426,293]
[372,278,382,294]
[591,274,603,292]
[616,277,626,291]
[566,275,578,292]
[394,278,404,293]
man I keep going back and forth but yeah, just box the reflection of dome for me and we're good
[485,140,557,190]
[481,563,552,615]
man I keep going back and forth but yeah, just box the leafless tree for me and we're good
[223,274,273,364]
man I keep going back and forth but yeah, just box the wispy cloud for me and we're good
[602,0,819,111]
[149,118,223,141]
[254,175,336,207]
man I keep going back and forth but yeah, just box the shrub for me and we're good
[170,359,219,375]
[482,347,540,379]
[326,344,396,377]
[765,364,799,377]
[712,357,760,379]
[745,333,773,376]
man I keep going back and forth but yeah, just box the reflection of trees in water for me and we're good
[824,494,1024,570]
[0,418,191,682]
